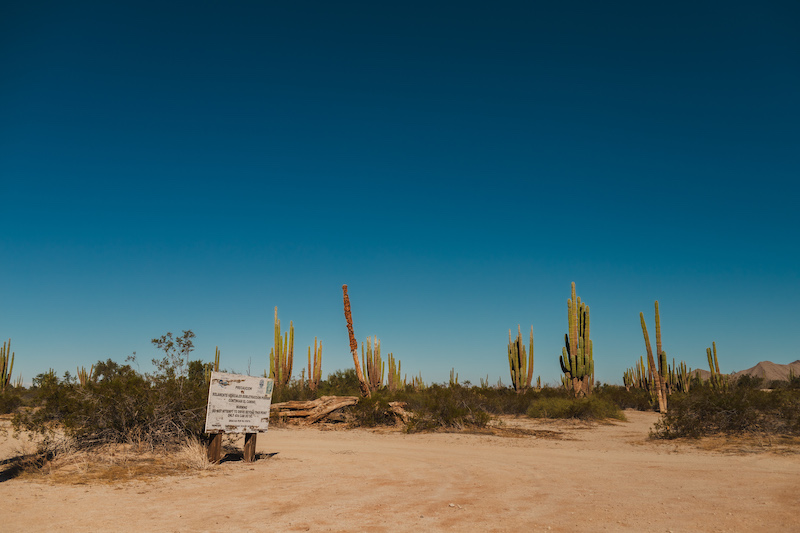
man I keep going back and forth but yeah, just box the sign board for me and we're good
[204,372,274,434]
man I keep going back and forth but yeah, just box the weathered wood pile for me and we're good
[271,396,358,424]
[270,396,410,425]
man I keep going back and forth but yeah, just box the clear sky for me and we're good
[2,1,798,386]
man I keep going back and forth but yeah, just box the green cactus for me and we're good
[560,373,571,391]
[361,336,384,391]
[508,325,534,393]
[204,346,220,382]
[559,282,593,397]
[307,337,322,393]
[449,367,459,387]
[706,342,727,392]
[412,372,426,391]
[269,307,294,388]
[640,301,668,413]
[1,339,14,392]
[386,352,403,392]
[77,364,94,387]
[623,368,636,391]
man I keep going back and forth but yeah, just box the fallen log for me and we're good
[271,396,359,424]
[270,396,411,425]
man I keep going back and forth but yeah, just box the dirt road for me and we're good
[2,411,798,532]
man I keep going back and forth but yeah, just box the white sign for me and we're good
[204,372,274,434]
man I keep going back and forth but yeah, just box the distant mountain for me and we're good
[690,360,800,382]
[730,360,800,382]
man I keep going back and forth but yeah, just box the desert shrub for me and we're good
[0,386,25,414]
[651,383,800,439]
[349,392,398,427]
[403,384,491,432]
[272,377,317,403]
[319,368,362,397]
[595,385,654,411]
[734,374,765,390]
[526,396,625,420]
[14,359,210,449]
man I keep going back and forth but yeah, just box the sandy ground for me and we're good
[1,410,799,532]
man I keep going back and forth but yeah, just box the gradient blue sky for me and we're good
[2,1,798,386]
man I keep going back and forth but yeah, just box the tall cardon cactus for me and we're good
[706,342,727,392]
[362,336,384,391]
[387,352,403,392]
[0,339,14,392]
[640,301,668,413]
[269,306,294,388]
[508,325,534,393]
[559,282,593,397]
[307,337,322,393]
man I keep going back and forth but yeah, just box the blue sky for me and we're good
[2,1,798,386]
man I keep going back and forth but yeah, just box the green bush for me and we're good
[651,380,800,439]
[349,392,398,427]
[0,387,24,414]
[318,368,363,397]
[526,396,625,421]
[403,384,491,432]
[595,385,654,411]
[13,359,210,449]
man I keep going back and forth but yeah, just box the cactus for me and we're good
[560,373,571,391]
[412,372,426,391]
[706,342,727,392]
[640,301,668,413]
[269,307,294,388]
[342,285,371,398]
[449,368,459,387]
[361,336,384,391]
[387,352,403,392]
[307,337,322,393]
[1,339,14,392]
[77,364,94,387]
[623,368,636,391]
[559,282,593,397]
[508,325,534,393]
[205,346,221,382]
[675,359,691,393]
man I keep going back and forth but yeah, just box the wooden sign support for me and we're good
[208,433,223,464]
[243,433,257,462]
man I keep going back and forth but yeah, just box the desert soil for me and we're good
[1,410,799,532]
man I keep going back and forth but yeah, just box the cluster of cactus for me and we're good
[269,307,294,388]
[624,353,692,398]
[387,352,404,392]
[307,337,322,393]
[666,358,691,394]
[1,338,14,392]
[77,364,94,387]
[449,368,459,387]
[342,285,372,398]
[559,282,594,397]
[361,336,384,391]
[204,346,221,382]
[412,372,426,391]
[623,356,649,391]
[706,342,727,392]
[508,325,534,393]
[640,301,668,413]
